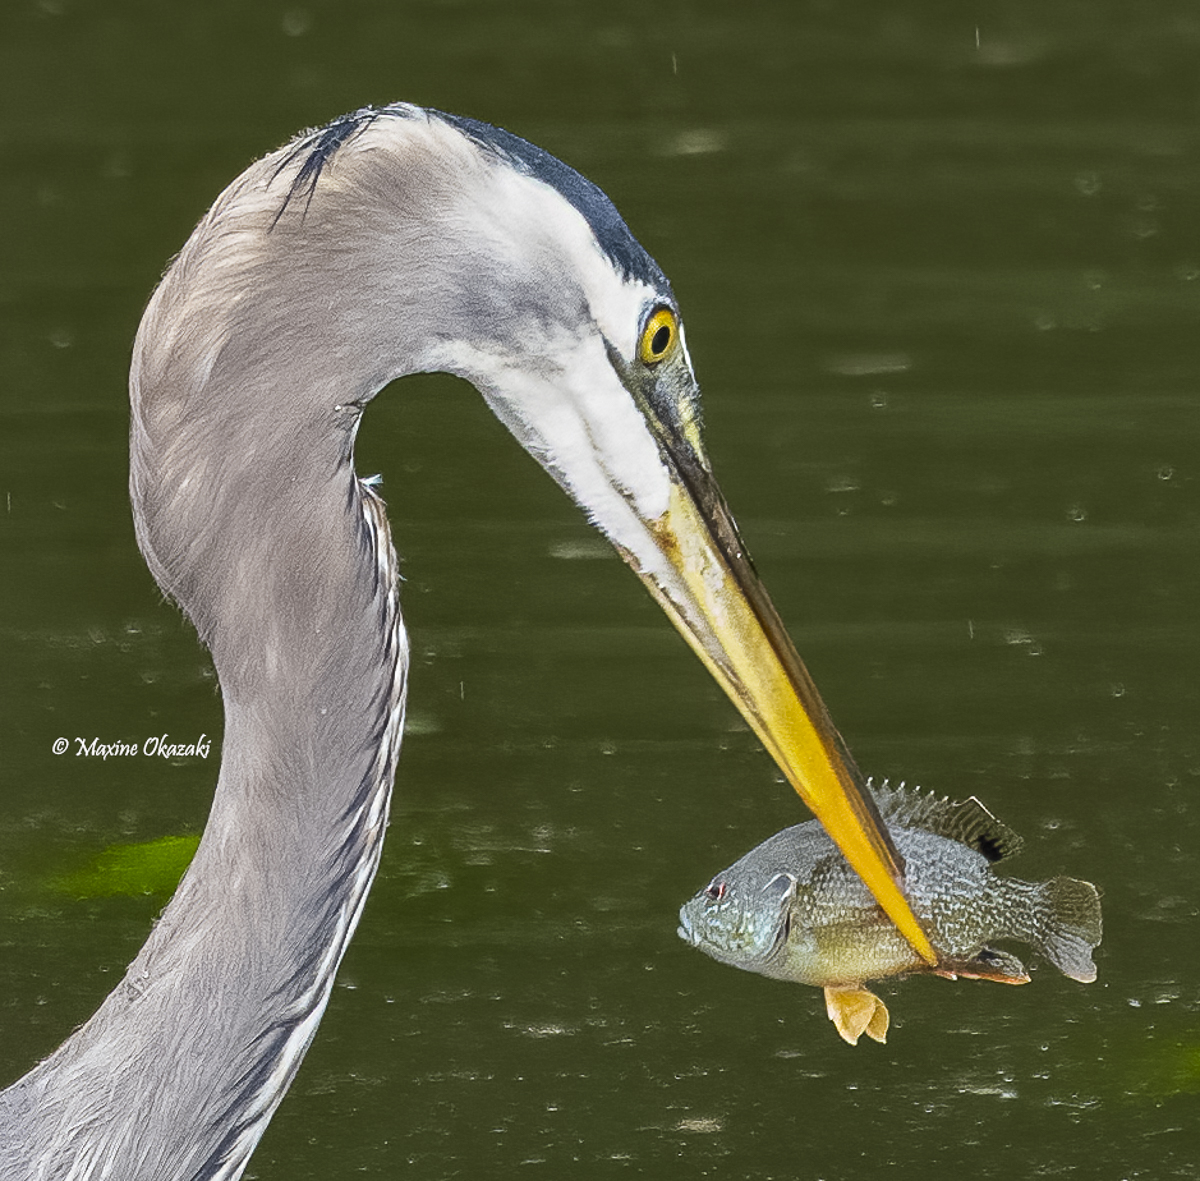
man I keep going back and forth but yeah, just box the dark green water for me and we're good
[2,2,1199,1177]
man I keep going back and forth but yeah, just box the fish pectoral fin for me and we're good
[939,947,1030,985]
[824,986,890,1046]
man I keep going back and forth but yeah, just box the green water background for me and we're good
[2,1,1199,1176]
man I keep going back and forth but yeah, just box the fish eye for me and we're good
[762,872,796,899]
[703,880,726,902]
[638,306,678,365]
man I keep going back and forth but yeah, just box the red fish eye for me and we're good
[704,881,726,901]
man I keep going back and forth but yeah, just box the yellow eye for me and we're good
[639,307,678,365]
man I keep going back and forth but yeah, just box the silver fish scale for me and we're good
[892,828,1008,954]
[783,823,1013,979]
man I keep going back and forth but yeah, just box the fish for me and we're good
[677,781,1102,1045]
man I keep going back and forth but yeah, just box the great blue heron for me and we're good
[0,104,932,1179]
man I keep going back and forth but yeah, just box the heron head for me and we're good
[138,105,932,962]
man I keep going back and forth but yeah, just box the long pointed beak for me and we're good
[637,457,936,967]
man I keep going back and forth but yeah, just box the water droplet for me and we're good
[281,8,312,35]
[825,476,860,494]
[824,352,911,376]
[665,129,727,156]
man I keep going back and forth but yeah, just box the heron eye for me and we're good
[639,307,678,365]
[704,880,726,902]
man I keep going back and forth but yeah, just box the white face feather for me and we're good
[424,153,677,580]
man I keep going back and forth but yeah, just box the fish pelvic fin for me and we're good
[1038,876,1103,983]
[824,986,890,1046]
[867,779,1023,863]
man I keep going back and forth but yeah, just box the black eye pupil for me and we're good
[704,881,726,901]
[650,325,671,355]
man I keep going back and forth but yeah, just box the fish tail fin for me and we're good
[1035,876,1103,983]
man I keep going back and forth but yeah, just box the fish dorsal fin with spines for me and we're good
[864,778,1024,863]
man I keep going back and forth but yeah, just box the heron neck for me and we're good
[3,118,429,1175]
[2,440,407,1176]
